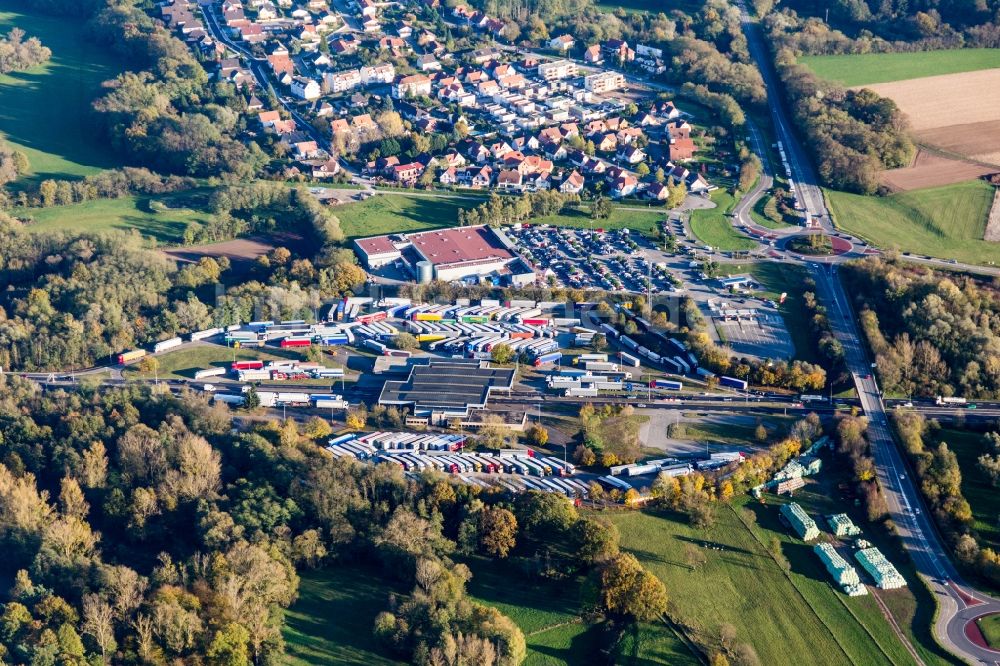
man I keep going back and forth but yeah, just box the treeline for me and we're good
[0,216,212,371]
[802,288,846,381]
[195,181,345,248]
[773,52,914,194]
[0,27,51,74]
[889,410,1000,588]
[762,0,1000,52]
[847,258,1000,399]
[79,0,260,178]
[9,168,198,209]
[0,139,29,191]
[457,190,580,227]
[0,379,667,664]
[833,414,887,522]
[0,209,365,371]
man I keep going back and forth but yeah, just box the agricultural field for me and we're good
[689,190,756,252]
[826,180,998,264]
[933,428,1000,553]
[0,1,123,186]
[606,487,954,666]
[880,150,997,192]
[860,68,1000,169]
[283,566,404,666]
[800,48,1000,87]
[16,191,214,244]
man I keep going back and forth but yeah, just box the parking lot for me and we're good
[715,311,794,360]
[506,225,685,294]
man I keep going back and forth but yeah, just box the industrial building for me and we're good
[354,225,535,286]
[855,547,907,589]
[378,358,516,424]
[814,543,867,596]
[827,513,862,538]
[780,502,820,541]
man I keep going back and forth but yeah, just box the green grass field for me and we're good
[826,180,997,265]
[749,194,797,230]
[0,1,123,186]
[283,567,404,666]
[335,192,668,240]
[690,190,757,252]
[124,343,338,385]
[934,428,1000,553]
[801,48,1000,87]
[977,613,1000,648]
[606,502,915,666]
[16,191,214,244]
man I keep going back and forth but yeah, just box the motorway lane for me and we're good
[732,0,1000,657]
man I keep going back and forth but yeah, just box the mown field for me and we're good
[607,491,953,666]
[826,180,997,264]
[800,48,1000,87]
[283,567,404,666]
[0,1,123,186]
[689,190,756,251]
[596,0,702,14]
[16,191,214,244]
[123,343,328,383]
[334,192,668,240]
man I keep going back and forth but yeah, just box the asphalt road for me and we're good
[734,3,1000,659]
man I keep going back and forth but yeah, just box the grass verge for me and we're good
[689,190,756,252]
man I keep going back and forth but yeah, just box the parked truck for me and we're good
[720,375,749,391]
[194,367,226,380]
[153,337,183,353]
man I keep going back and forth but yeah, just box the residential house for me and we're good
[596,134,617,152]
[258,110,282,128]
[331,118,350,134]
[290,77,322,100]
[560,170,585,194]
[602,39,635,62]
[312,157,341,179]
[247,95,264,111]
[645,182,669,201]
[326,69,361,93]
[439,167,459,185]
[393,74,432,98]
[417,54,441,71]
[668,137,696,161]
[667,119,692,141]
[549,34,575,51]
[611,174,638,198]
[392,162,425,184]
[617,145,646,164]
[497,169,523,191]
[293,140,322,159]
[583,45,602,64]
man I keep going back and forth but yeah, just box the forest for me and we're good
[758,0,1000,50]
[769,42,915,194]
[845,257,1000,400]
[0,379,680,665]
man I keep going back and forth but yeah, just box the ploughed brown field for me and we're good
[857,68,1000,189]
[880,149,998,192]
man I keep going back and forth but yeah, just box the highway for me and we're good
[734,2,1000,661]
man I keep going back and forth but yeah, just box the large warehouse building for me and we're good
[354,225,535,286]
[378,358,517,425]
